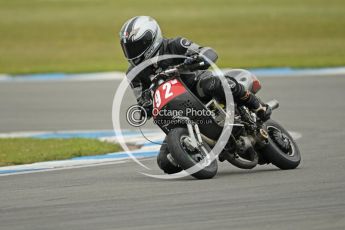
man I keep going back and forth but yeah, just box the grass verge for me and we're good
[0,0,344,74]
[0,138,122,167]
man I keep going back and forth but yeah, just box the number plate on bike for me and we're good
[153,79,187,111]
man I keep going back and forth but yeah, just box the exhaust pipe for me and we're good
[267,99,279,110]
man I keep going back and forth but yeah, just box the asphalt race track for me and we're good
[1,75,345,229]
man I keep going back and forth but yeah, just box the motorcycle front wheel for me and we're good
[157,137,182,174]
[260,119,301,169]
[167,127,218,179]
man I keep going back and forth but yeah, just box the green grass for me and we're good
[0,138,122,166]
[0,0,344,74]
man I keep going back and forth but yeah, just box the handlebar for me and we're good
[148,63,184,91]
[146,60,205,93]
[151,61,205,81]
[153,62,185,78]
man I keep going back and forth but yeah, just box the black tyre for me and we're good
[227,147,258,169]
[260,119,301,169]
[157,137,182,174]
[167,127,218,179]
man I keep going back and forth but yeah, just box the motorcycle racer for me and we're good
[119,16,271,121]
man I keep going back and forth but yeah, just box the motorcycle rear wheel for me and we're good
[260,119,301,169]
[167,127,218,179]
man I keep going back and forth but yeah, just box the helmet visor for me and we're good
[121,31,154,60]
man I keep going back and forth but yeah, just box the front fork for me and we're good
[165,117,208,167]
[178,116,203,151]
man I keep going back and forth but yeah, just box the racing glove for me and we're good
[183,50,209,71]
[138,91,153,118]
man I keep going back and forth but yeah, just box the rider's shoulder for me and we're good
[166,37,193,48]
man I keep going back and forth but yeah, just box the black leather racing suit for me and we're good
[126,37,262,116]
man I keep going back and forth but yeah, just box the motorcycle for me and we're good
[141,61,301,179]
